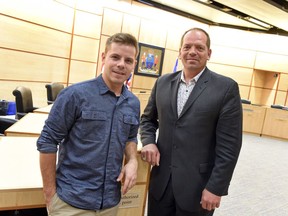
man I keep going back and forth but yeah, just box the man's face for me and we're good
[179,30,211,73]
[102,43,137,88]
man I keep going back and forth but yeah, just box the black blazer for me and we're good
[140,67,242,212]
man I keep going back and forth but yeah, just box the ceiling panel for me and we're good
[216,0,288,32]
[137,0,288,35]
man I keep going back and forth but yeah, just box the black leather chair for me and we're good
[45,82,64,105]
[12,86,37,119]
[271,104,284,109]
[241,99,251,104]
[0,118,17,136]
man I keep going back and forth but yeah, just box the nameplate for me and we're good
[119,192,141,208]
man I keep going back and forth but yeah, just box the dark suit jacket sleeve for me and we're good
[140,78,159,146]
[205,80,243,196]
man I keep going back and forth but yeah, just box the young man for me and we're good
[140,28,242,216]
[37,33,140,216]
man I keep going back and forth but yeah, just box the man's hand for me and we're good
[201,189,221,211]
[117,158,138,195]
[141,144,160,166]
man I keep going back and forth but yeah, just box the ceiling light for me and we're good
[197,0,213,4]
[244,17,273,29]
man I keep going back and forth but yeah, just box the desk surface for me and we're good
[33,104,53,114]
[0,136,42,190]
[5,113,48,136]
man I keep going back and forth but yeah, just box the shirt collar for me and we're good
[97,74,129,98]
[180,67,205,84]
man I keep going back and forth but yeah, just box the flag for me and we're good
[125,72,133,91]
[173,58,178,72]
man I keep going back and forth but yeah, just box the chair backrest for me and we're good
[45,82,64,105]
[12,86,35,114]
[0,118,17,135]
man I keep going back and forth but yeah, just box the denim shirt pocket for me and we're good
[81,110,107,142]
[118,114,139,147]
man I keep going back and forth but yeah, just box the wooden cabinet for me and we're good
[262,108,288,140]
[242,104,266,135]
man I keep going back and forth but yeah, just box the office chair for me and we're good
[241,99,251,104]
[0,118,17,136]
[45,82,64,105]
[12,86,37,119]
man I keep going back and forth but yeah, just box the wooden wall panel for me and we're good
[68,61,97,83]
[254,52,288,73]
[255,33,288,55]
[210,45,256,68]
[71,36,100,62]
[252,70,279,89]
[161,50,179,75]
[132,75,156,90]
[274,91,287,106]
[209,26,259,51]
[0,49,68,82]
[138,19,167,48]
[122,14,141,39]
[0,15,71,58]
[278,73,288,91]
[73,0,103,15]
[207,63,253,86]
[102,9,123,36]
[74,11,102,39]
[239,85,250,99]
[166,29,182,51]
[0,0,74,32]
[249,87,276,106]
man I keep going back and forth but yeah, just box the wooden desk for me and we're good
[262,108,288,139]
[4,113,48,137]
[33,104,53,114]
[0,136,150,215]
[0,136,45,210]
[242,104,267,135]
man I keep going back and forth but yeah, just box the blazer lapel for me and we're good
[170,73,181,118]
[178,69,210,118]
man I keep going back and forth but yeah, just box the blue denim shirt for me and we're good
[37,75,140,210]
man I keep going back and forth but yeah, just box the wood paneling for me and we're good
[278,73,288,91]
[122,14,141,39]
[249,87,276,106]
[0,0,74,32]
[239,85,250,99]
[254,52,288,73]
[0,15,71,58]
[71,36,100,62]
[68,61,97,83]
[161,50,179,75]
[262,108,288,139]
[132,75,156,91]
[210,45,256,68]
[274,91,287,106]
[74,11,102,38]
[207,63,253,86]
[139,19,167,48]
[251,70,279,89]
[242,104,266,135]
[0,49,68,82]
[102,9,123,36]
